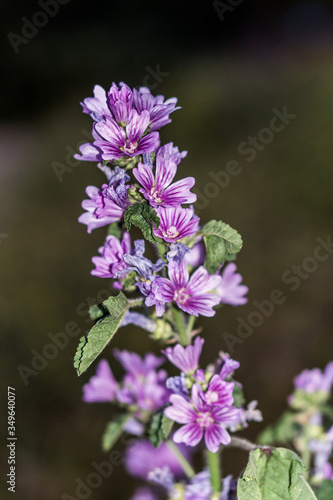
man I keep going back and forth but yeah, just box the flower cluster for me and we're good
[72,82,333,500]
[163,337,261,453]
[83,350,169,420]
[76,82,248,322]
[76,83,254,500]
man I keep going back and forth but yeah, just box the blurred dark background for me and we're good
[1,0,333,498]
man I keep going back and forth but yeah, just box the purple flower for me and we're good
[133,155,196,208]
[185,241,205,268]
[126,439,190,483]
[155,260,222,317]
[96,349,168,413]
[184,470,212,500]
[164,384,240,452]
[132,87,180,131]
[120,310,156,333]
[94,110,159,161]
[308,426,333,480]
[157,142,187,165]
[167,243,190,264]
[80,84,110,122]
[153,206,200,243]
[148,467,175,494]
[184,470,236,500]
[74,140,103,162]
[107,82,133,123]
[123,239,165,279]
[163,336,204,374]
[82,359,118,403]
[91,232,131,278]
[113,349,164,376]
[219,352,240,380]
[201,375,235,407]
[117,369,169,413]
[293,361,333,394]
[136,276,167,317]
[166,373,189,397]
[78,171,130,233]
[122,417,144,436]
[215,263,248,306]
[229,400,262,432]
[130,487,158,500]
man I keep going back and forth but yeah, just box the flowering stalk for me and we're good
[206,450,222,494]
[166,439,196,479]
[70,81,330,500]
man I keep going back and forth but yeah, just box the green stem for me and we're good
[172,307,188,345]
[186,315,196,336]
[206,449,222,494]
[128,297,144,308]
[301,448,311,480]
[166,440,195,479]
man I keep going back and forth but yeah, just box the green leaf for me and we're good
[237,447,316,500]
[315,479,333,500]
[124,201,161,243]
[101,415,129,452]
[150,410,174,448]
[258,412,301,445]
[74,292,129,376]
[200,220,243,273]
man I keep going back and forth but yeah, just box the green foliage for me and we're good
[74,292,129,376]
[107,222,122,239]
[258,411,301,445]
[122,271,137,291]
[315,480,333,500]
[200,220,243,273]
[124,201,161,243]
[237,447,316,500]
[150,410,174,448]
[290,389,329,411]
[89,304,108,321]
[101,415,129,452]
[232,384,245,408]
[152,319,175,341]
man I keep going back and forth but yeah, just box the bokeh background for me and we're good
[1,0,333,498]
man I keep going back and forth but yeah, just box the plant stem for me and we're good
[228,436,258,451]
[166,440,195,479]
[206,449,221,494]
[172,307,188,345]
[186,315,196,336]
[128,297,144,308]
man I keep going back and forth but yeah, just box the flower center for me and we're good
[163,226,179,239]
[205,390,219,405]
[174,288,189,305]
[122,141,137,154]
[196,412,214,428]
[150,188,163,204]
